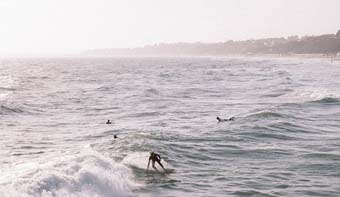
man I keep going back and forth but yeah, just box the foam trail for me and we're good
[0,150,138,197]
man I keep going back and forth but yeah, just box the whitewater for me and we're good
[0,57,340,196]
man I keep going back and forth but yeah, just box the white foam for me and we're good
[278,88,340,103]
[0,150,138,197]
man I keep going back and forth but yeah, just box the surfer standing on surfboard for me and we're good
[147,152,166,172]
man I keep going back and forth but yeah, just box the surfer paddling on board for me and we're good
[217,116,234,122]
[147,152,166,172]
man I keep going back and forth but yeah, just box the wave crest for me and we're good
[0,151,137,197]
[311,97,340,104]
[245,111,286,119]
[279,88,340,103]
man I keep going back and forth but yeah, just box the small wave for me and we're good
[144,88,161,97]
[15,145,49,150]
[302,152,340,161]
[0,87,17,91]
[231,189,276,197]
[0,102,46,115]
[126,111,161,118]
[245,111,286,119]
[158,73,171,78]
[96,86,113,91]
[275,70,289,76]
[0,104,24,114]
[242,131,298,141]
[278,88,340,103]
[0,151,137,197]
[11,151,45,156]
[261,92,285,98]
[311,97,340,104]
[268,122,316,134]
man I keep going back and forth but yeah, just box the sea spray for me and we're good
[0,150,138,197]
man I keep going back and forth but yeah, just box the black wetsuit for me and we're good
[217,117,234,122]
[148,152,165,171]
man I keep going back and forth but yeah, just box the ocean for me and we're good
[0,57,340,197]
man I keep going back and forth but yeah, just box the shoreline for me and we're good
[1,53,339,60]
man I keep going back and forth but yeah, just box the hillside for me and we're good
[84,30,340,56]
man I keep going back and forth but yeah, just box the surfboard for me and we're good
[121,152,174,174]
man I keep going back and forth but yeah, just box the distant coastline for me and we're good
[84,30,340,58]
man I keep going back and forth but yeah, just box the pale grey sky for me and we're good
[0,0,339,54]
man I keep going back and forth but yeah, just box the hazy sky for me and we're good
[0,0,339,54]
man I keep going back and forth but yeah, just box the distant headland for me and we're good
[84,29,340,57]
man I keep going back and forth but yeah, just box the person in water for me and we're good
[114,134,118,139]
[147,152,165,172]
[106,120,112,124]
[216,116,234,122]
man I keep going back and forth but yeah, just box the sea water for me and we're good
[0,57,340,196]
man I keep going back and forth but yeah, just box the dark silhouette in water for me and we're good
[147,152,165,172]
[106,120,112,124]
[216,116,234,122]
[114,134,118,139]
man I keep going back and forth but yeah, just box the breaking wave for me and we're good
[0,150,138,197]
[278,88,340,103]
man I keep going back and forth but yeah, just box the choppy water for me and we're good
[0,57,340,197]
